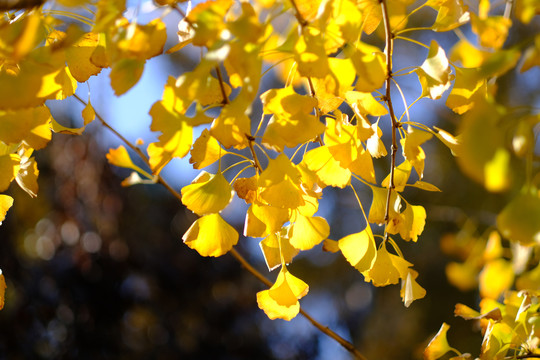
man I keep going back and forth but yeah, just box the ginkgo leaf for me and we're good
[323,239,340,253]
[424,323,453,360]
[445,261,479,291]
[388,202,426,242]
[294,26,330,78]
[181,171,233,215]
[409,180,441,192]
[470,14,511,50]
[479,259,514,299]
[257,266,308,321]
[289,214,329,251]
[15,155,39,198]
[400,270,426,307]
[338,228,377,272]
[0,106,52,150]
[364,245,411,286]
[0,195,14,225]
[116,18,167,61]
[0,154,20,192]
[446,67,486,115]
[210,98,251,150]
[148,100,193,173]
[382,160,412,192]
[258,153,301,187]
[303,146,351,188]
[454,303,502,321]
[233,176,258,204]
[345,91,388,117]
[480,321,514,360]
[260,87,323,151]
[106,146,148,175]
[368,186,400,225]
[260,233,299,271]
[401,127,433,179]
[366,120,388,158]
[497,194,540,245]
[110,58,145,96]
[182,213,239,257]
[416,40,452,100]
[346,42,386,92]
[189,129,222,169]
[65,32,103,82]
[244,202,290,237]
[50,118,85,135]
[82,101,96,125]
[187,0,233,47]
[428,0,470,32]
[433,126,461,156]
[258,154,304,209]
[450,39,491,68]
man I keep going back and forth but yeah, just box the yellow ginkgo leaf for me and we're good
[366,120,388,158]
[65,32,103,82]
[450,39,490,68]
[210,98,251,150]
[497,194,540,245]
[479,259,515,299]
[445,261,479,292]
[345,91,388,117]
[303,146,351,188]
[51,118,85,135]
[260,179,305,209]
[187,0,233,47]
[446,67,486,115]
[368,186,400,225]
[233,176,258,204]
[338,227,377,272]
[181,171,233,216]
[289,214,329,251]
[424,323,453,360]
[110,58,145,96]
[470,14,511,50]
[260,233,299,271]
[258,153,301,187]
[0,154,20,192]
[0,106,52,150]
[148,100,193,174]
[364,245,402,286]
[15,155,39,198]
[189,129,222,169]
[257,266,308,321]
[182,213,239,257]
[0,195,14,225]
[382,160,412,192]
[260,87,324,152]
[311,58,356,114]
[294,27,330,78]
[346,41,386,93]
[82,101,96,125]
[428,0,470,32]
[245,202,290,237]
[106,146,148,175]
[401,126,433,179]
[400,270,426,307]
[416,40,452,100]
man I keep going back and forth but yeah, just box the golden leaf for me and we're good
[181,171,233,215]
[289,214,329,251]
[182,213,239,257]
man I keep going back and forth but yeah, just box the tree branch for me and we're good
[379,0,399,238]
[79,93,366,360]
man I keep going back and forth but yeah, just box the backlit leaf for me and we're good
[189,129,222,169]
[0,195,14,225]
[260,233,299,271]
[0,106,52,150]
[338,227,377,272]
[182,213,239,257]
[303,146,351,188]
[0,154,20,192]
[110,58,145,96]
[233,176,258,204]
[428,0,470,32]
[210,98,251,149]
[82,101,96,125]
[289,214,329,251]
[416,40,452,100]
[257,266,308,321]
[65,32,102,82]
[181,171,233,215]
[424,323,452,360]
[497,194,540,245]
[400,270,426,307]
[479,259,514,299]
[15,154,39,198]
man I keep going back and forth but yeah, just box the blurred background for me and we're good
[0,1,539,359]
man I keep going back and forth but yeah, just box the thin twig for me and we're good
[379,0,400,239]
[215,65,230,105]
[246,134,262,173]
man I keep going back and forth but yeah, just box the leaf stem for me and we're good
[246,134,263,173]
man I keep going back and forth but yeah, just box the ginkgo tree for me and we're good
[0,0,539,359]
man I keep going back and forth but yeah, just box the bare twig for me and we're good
[379,0,400,239]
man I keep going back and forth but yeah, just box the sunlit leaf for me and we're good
[416,40,452,100]
[110,58,145,96]
[182,213,239,257]
[497,194,540,245]
[427,0,470,32]
[0,154,20,192]
[303,146,351,188]
[400,270,426,307]
[470,14,511,50]
[338,227,377,272]
[257,266,308,321]
[365,245,411,286]
[454,303,502,321]
[181,171,233,215]
[424,323,452,360]
[479,259,514,299]
[15,153,39,198]
[51,118,85,135]
[0,106,52,150]
[289,214,329,251]
[260,233,299,271]
[210,98,251,149]
[189,129,222,169]
[0,195,14,225]
[346,41,386,92]
[65,32,103,82]
[82,101,96,125]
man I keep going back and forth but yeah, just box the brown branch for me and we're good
[307,77,324,146]
[230,248,367,360]
[379,0,399,237]
[215,65,230,105]
[245,134,263,173]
